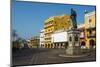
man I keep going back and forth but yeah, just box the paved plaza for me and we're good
[12,48,96,66]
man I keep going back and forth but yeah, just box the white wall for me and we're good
[40,30,45,47]
[52,32,68,42]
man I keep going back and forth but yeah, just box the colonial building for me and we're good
[85,11,96,48]
[27,36,40,48]
[40,29,45,48]
[44,14,72,48]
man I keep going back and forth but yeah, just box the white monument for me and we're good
[66,29,81,55]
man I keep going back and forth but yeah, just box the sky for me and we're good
[12,0,96,39]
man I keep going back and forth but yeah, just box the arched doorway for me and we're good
[41,44,44,48]
[81,41,86,46]
[65,42,68,48]
[81,41,86,48]
[47,44,50,48]
[89,39,95,48]
[61,43,62,48]
[42,44,44,48]
[45,44,47,48]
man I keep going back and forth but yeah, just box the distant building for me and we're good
[84,11,96,48]
[27,36,40,48]
[40,29,45,48]
[44,14,72,48]
[27,40,31,48]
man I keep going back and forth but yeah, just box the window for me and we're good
[51,28,52,31]
[62,26,64,28]
[89,30,92,35]
[89,19,92,22]
[67,19,70,23]
[48,29,50,32]
[55,28,57,30]
[69,36,72,41]
[55,21,56,24]
[88,19,92,28]
[75,35,78,41]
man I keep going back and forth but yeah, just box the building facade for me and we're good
[40,29,45,48]
[85,11,96,49]
[27,36,40,48]
[44,17,54,48]
[44,14,72,48]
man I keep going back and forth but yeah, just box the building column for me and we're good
[50,43,52,48]
[53,43,55,48]
[62,43,65,48]
[59,43,61,48]
[53,43,56,48]
[56,43,58,48]
[58,43,59,48]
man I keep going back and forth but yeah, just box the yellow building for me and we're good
[85,11,96,49]
[44,14,72,48]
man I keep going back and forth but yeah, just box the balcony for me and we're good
[44,31,53,34]
[87,34,96,38]
[86,27,96,31]
[86,27,96,38]
[80,35,85,39]
[44,24,53,28]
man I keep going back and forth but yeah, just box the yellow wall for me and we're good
[85,12,96,29]
[54,15,72,31]
[85,11,96,48]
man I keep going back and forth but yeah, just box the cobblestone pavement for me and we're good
[12,48,96,66]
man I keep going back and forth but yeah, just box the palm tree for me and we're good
[12,30,20,50]
[12,30,18,41]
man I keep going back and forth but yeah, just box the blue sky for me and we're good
[12,0,96,39]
